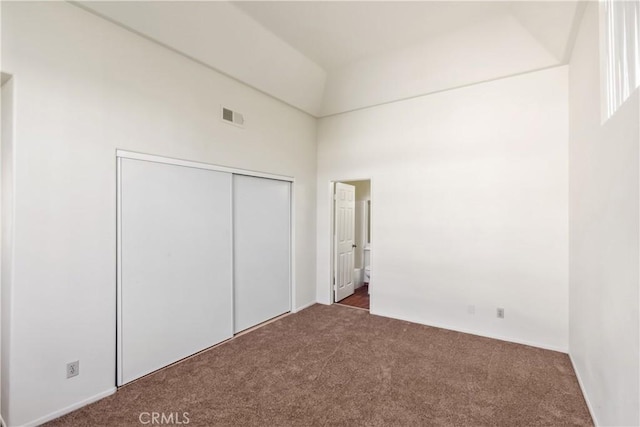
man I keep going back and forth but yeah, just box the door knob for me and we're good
[352,244,357,248]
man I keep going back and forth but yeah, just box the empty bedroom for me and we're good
[0,1,638,426]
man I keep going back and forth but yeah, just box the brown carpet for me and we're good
[47,304,592,426]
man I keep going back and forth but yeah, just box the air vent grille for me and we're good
[221,106,245,128]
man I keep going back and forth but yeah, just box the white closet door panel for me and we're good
[233,175,291,333]
[120,158,233,384]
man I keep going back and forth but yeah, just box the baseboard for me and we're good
[569,353,600,426]
[293,300,316,313]
[21,387,116,427]
[371,309,568,353]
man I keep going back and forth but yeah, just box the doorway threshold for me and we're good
[335,285,370,311]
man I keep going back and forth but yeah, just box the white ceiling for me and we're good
[77,1,327,115]
[232,1,510,70]
[77,1,583,116]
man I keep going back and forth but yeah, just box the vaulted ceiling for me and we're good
[77,1,584,117]
[234,1,509,70]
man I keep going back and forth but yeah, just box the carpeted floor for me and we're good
[47,304,592,426]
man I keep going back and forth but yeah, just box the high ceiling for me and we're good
[233,1,509,70]
[77,1,584,117]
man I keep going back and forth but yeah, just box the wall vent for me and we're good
[221,106,245,128]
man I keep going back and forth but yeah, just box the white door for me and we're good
[233,175,291,333]
[118,159,233,385]
[334,182,356,302]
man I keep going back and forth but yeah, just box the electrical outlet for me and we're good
[497,308,505,319]
[67,361,79,378]
[467,305,475,314]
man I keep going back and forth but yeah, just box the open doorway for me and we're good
[332,179,371,310]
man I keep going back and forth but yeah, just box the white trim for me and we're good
[116,150,294,183]
[1,76,17,427]
[329,178,373,305]
[371,310,569,353]
[229,174,236,336]
[293,300,316,313]
[329,181,335,303]
[116,151,296,385]
[116,157,123,386]
[21,388,116,427]
[569,354,600,426]
[289,183,295,315]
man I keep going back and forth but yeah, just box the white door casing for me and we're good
[116,151,294,385]
[334,182,355,302]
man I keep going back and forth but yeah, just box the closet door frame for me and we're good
[116,150,295,386]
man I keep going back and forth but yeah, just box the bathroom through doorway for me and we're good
[332,179,371,310]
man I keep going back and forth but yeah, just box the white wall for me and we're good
[345,180,371,202]
[507,1,581,62]
[1,74,15,427]
[0,2,317,426]
[320,12,560,116]
[318,66,569,351]
[77,1,327,116]
[568,4,640,426]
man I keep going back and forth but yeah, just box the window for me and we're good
[600,0,640,120]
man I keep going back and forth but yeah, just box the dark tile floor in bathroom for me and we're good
[336,285,369,310]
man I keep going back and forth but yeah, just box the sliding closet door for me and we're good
[119,158,233,385]
[233,175,291,333]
